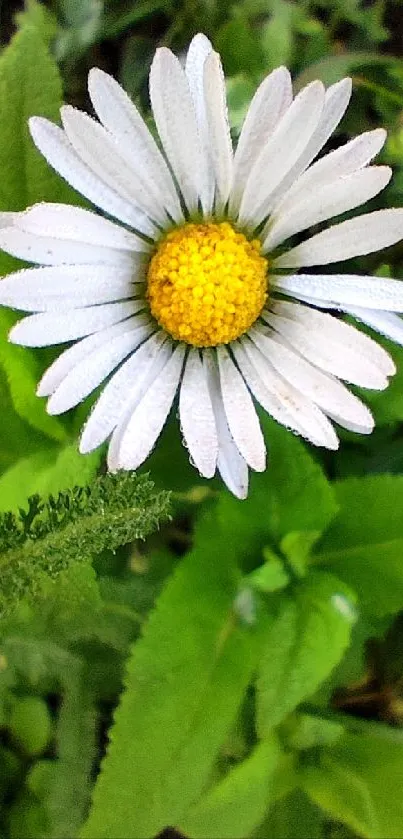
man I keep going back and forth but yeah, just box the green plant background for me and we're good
[1,1,403,837]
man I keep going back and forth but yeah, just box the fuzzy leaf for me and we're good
[0,471,170,619]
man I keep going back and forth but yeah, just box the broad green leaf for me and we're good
[82,507,272,839]
[257,571,356,734]
[180,737,280,839]
[253,790,324,839]
[0,312,67,444]
[363,338,403,425]
[315,476,403,616]
[303,730,403,838]
[0,443,101,512]
[0,24,77,441]
[216,418,337,562]
[0,369,47,472]
[0,24,73,211]
[302,753,378,837]
[15,0,58,44]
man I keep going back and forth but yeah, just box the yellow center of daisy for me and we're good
[146,221,268,346]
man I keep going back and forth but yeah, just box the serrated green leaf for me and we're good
[257,571,356,734]
[0,443,100,512]
[180,737,280,839]
[315,476,403,616]
[216,418,337,563]
[81,507,272,838]
[0,471,169,620]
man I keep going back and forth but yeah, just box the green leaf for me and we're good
[295,52,398,90]
[0,312,67,443]
[0,23,77,441]
[216,418,337,562]
[81,507,272,838]
[0,442,101,512]
[180,737,280,839]
[260,0,296,71]
[253,789,324,839]
[363,338,403,425]
[0,471,169,620]
[315,476,403,616]
[0,369,47,472]
[15,0,58,45]
[0,23,73,212]
[303,730,403,838]
[302,753,378,838]
[257,571,356,734]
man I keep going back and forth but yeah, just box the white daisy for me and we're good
[0,34,403,499]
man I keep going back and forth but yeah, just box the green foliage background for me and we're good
[1,1,403,837]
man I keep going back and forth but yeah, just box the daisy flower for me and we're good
[0,34,403,499]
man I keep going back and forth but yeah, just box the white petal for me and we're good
[217,345,266,471]
[204,51,233,211]
[272,127,386,221]
[272,271,403,312]
[80,332,169,453]
[37,316,150,396]
[238,81,325,227]
[265,300,394,388]
[29,117,154,235]
[234,339,339,448]
[185,34,215,213]
[61,106,164,227]
[264,166,391,250]
[0,264,140,311]
[88,68,183,223]
[0,211,19,227]
[229,66,292,215]
[179,348,218,478]
[9,301,137,347]
[249,327,374,434]
[260,77,353,224]
[204,352,248,499]
[274,209,403,269]
[149,48,206,213]
[344,307,403,347]
[0,226,139,268]
[47,322,150,414]
[13,203,147,252]
[110,343,185,471]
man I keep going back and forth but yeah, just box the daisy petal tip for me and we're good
[36,379,49,398]
[189,32,212,51]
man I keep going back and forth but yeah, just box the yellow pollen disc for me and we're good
[146,222,268,346]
